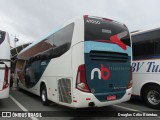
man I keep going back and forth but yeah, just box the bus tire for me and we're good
[41,85,49,106]
[142,85,160,109]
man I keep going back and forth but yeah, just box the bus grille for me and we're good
[58,78,72,104]
[89,51,128,62]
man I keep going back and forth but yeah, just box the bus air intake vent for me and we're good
[89,51,128,62]
[58,78,72,104]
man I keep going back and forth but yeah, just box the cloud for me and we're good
[0,0,160,46]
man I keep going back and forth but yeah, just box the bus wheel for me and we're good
[41,85,49,106]
[143,85,160,109]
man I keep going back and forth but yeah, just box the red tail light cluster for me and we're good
[3,65,9,90]
[83,15,88,19]
[76,64,90,93]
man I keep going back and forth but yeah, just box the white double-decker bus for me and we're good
[16,15,132,108]
[132,28,160,109]
[0,30,10,99]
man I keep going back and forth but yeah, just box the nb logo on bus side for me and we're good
[91,64,110,80]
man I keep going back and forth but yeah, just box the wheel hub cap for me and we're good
[147,90,160,105]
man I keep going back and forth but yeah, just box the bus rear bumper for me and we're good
[72,88,132,108]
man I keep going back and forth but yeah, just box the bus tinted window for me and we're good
[155,39,160,55]
[42,23,74,58]
[84,18,131,46]
[133,40,154,57]
[54,23,74,46]
[28,23,74,62]
[45,23,74,47]
[132,29,160,58]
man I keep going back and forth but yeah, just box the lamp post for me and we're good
[14,36,19,48]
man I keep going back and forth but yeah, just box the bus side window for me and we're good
[42,23,74,59]
[133,39,154,57]
[155,39,160,55]
[30,61,41,84]
[24,65,31,87]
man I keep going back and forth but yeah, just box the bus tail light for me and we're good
[127,66,132,89]
[3,65,9,90]
[76,64,90,93]
[83,15,88,19]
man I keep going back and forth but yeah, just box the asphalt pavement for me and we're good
[0,87,159,120]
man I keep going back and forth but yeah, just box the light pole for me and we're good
[14,36,19,48]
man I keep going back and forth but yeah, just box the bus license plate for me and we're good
[107,95,116,101]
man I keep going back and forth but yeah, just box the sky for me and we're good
[0,0,160,47]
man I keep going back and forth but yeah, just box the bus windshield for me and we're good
[84,17,131,47]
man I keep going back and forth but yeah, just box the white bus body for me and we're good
[132,28,160,109]
[17,16,132,108]
[0,30,10,99]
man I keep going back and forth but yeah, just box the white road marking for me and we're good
[113,104,160,118]
[9,95,39,120]
[9,94,160,118]
[113,104,141,112]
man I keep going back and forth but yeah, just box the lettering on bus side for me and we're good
[91,64,110,80]
[132,62,144,72]
[132,61,160,73]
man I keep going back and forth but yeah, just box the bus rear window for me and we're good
[84,17,131,46]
